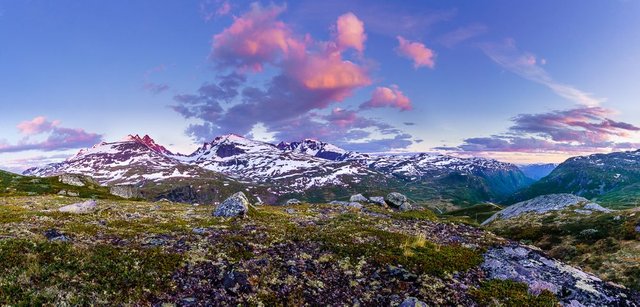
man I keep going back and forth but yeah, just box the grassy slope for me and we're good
[0,170,118,199]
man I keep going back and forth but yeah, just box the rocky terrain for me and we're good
[23,134,532,206]
[0,191,638,305]
[484,195,640,293]
[510,150,640,209]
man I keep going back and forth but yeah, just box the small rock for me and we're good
[286,208,296,214]
[399,202,413,212]
[350,194,368,203]
[388,265,417,281]
[635,224,640,233]
[369,196,386,206]
[58,200,97,214]
[44,229,70,242]
[399,297,428,307]
[286,198,302,205]
[213,192,250,217]
[223,269,251,293]
[385,192,410,209]
[192,228,206,235]
[57,190,67,196]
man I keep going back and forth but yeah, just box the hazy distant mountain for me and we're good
[518,163,558,180]
[509,150,640,208]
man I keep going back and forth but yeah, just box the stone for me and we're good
[44,229,70,242]
[286,198,302,205]
[350,194,368,203]
[58,200,97,214]
[369,196,386,206]
[213,192,250,217]
[399,297,428,307]
[385,192,410,208]
[110,185,140,199]
[223,269,251,293]
[58,174,86,187]
[399,202,413,212]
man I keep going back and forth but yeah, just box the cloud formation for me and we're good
[439,24,487,47]
[0,117,102,153]
[361,85,412,111]
[481,39,604,107]
[395,36,436,69]
[440,107,640,154]
[172,3,415,151]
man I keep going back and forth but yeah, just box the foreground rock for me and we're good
[329,201,363,210]
[349,194,368,202]
[58,200,97,214]
[213,192,249,217]
[286,198,302,205]
[369,196,386,206]
[482,194,610,225]
[385,192,412,211]
[483,244,639,306]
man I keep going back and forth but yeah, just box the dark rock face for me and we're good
[44,229,70,242]
[213,192,250,217]
[215,144,246,158]
[482,245,639,306]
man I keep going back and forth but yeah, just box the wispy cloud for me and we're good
[142,64,170,94]
[439,24,487,48]
[438,107,640,154]
[480,39,604,106]
[0,117,102,154]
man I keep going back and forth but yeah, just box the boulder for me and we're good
[213,192,250,217]
[58,200,97,214]
[349,194,368,203]
[329,201,363,210]
[110,185,141,199]
[385,192,410,208]
[399,297,428,307]
[482,244,638,306]
[286,198,302,206]
[369,196,386,206]
[58,174,86,187]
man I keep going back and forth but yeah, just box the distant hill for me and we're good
[518,163,558,180]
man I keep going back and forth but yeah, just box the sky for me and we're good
[1,0,640,172]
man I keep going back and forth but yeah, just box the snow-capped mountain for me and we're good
[276,139,368,162]
[24,133,532,203]
[24,134,210,185]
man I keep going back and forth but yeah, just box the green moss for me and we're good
[390,209,438,221]
[472,279,559,307]
[0,239,182,305]
[0,205,28,223]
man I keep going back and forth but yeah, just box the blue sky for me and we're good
[1,0,640,172]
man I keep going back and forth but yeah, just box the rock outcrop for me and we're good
[58,200,97,214]
[350,194,368,203]
[385,192,411,210]
[213,192,250,217]
[58,174,86,187]
[110,185,141,199]
[482,244,639,306]
[482,194,610,225]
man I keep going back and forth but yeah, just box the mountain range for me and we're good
[23,134,533,206]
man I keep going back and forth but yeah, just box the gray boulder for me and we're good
[399,297,428,307]
[349,194,368,203]
[213,192,250,217]
[58,200,97,214]
[482,194,609,225]
[286,198,302,205]
[369,196,386,206]
[329,200,363,210]
[482,244,638,305]
[385,192,410,208]
[58,174,86,187]
[110,185,140,199]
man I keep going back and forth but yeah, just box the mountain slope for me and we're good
[518,163,558,180]
[509,150,640,208]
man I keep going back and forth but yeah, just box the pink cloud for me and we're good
[1,117,102,153]
[212,3,292,71]
[396,36,435,69]
[335,12,367,52]
[17,116,60,135]
[361,85,412,111]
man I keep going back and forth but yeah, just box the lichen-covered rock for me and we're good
[58,174,86,187]
[482,244,638,306]
[110,185,140,199]
[350,194,368,202]
[213,192,249,217]
[386,192,410,208]
[58,200,97,214]
[399,297,428,307]
[483,194,609,225]
[286,198,302,205]
[369,196,386,206]
[329,200,362,209]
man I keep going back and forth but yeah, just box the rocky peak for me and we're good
[122,134,173,156]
